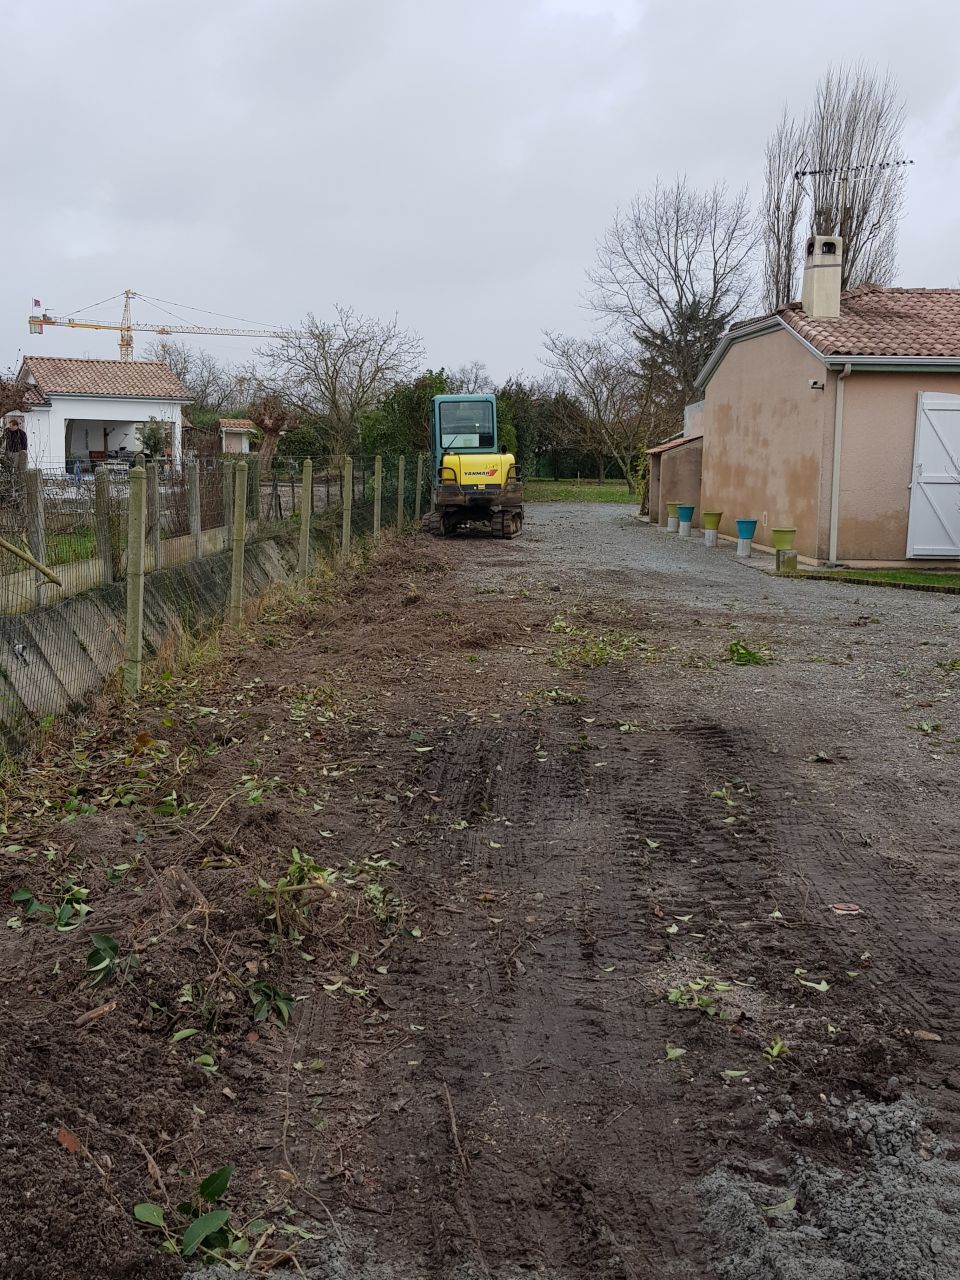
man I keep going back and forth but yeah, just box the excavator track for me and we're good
[494,509,523,539]
[424,508,523,539]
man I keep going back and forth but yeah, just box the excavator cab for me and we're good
[422,394,524,539]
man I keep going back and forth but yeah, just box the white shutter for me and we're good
[906,393,960,558]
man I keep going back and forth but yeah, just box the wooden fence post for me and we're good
[94,465,113,585]
[246,456,260,520]
[298,457,313,582]
[145,461,161,572]
[123,463,147,696]
[24,469,47,607]
[228,461,247,628]
[414,453,425,524]
[340,457,353,560]
[187,460,201,561]
[373,454,383,539]
[222,458,234,551]
[396,455,406,528]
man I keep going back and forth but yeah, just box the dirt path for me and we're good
[302,508,960,1279]
[5,506,960,1279]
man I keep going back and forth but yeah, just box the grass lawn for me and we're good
[47,527,97,566]
[525,479,636,504]
[807,567,960,590]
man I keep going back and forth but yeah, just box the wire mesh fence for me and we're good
[0,452,428,758]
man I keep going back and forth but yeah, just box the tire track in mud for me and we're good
[285,676,720,1276]
[274,524,960,1279]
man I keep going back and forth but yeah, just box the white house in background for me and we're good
[5,356,192,470]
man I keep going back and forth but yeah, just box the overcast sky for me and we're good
[3,0,959,382]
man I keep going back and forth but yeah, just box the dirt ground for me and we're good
[3,503,960,1280]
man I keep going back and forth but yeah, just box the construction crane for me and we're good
[28,289,283,361]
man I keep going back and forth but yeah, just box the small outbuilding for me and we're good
[218,418,256,454]
[684,237,960,565]
[647,434,703,527]
[3,356,192,471]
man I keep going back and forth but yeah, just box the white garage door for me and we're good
[907,393,960,558]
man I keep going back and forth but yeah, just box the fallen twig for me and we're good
[367,1035,413,1066]
[601,1102,636,1131]
[443,1081,469,1174]
[194,791,236,834]
[128,1134,167,1200]
[246,1222,275,1269]
[75,1000,117,1028]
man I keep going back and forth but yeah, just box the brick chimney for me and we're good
[800,234,842,319]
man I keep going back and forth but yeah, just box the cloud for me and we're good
[2,0,958,378]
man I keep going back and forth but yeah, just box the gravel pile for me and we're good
[702,1094,960,1280]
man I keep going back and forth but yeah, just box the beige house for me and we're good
[680,236,960,566]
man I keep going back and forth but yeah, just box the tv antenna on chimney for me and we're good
[794,158,914,241]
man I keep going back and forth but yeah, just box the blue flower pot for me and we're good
[677,505,695,522]
[735,519,758,540]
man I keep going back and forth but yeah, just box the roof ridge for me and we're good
[24,355,168,367]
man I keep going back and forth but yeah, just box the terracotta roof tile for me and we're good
[20,356,191,400]
[218,418,255,431]
[646,435,697,455]
[733,287,960,358]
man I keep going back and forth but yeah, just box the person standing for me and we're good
[4,418,28,473]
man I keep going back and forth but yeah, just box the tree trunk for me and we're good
[258,429,280,471]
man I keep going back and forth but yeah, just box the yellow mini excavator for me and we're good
[421,394,524,539]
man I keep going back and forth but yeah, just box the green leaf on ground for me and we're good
[181,1209,232,1257]
[764,1196,797,1217]
[134,1203,166,1227]
[727,641,772,666]
[199,1164,233,1203]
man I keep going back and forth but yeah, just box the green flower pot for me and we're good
[702,512,722,531]
[771,527,797,551]
[666,502,680,518]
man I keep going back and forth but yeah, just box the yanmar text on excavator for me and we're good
[422,393,524,539]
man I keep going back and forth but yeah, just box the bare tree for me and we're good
[542,334,677,493]
[144,339,246,412]
[762,65,907,301]
[807,64,906,288]
[257,306,424,455]
[588,177,757,408]
[761,108,807,310]
[449,360,492,394]
[0,369,29,422]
